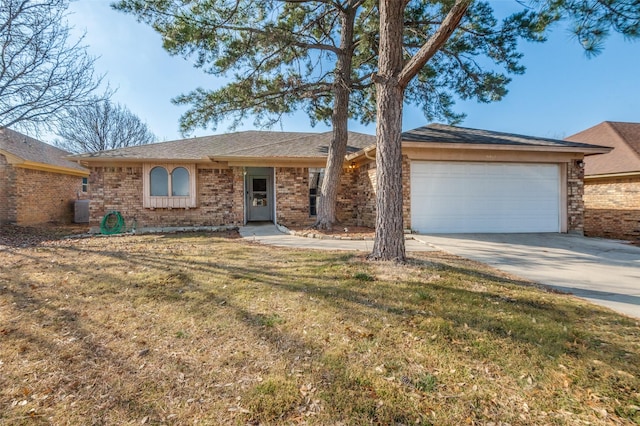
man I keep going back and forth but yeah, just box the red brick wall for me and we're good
[584,176,640,240]
[343,162,376,228]
[402,156,411,229]
[1,154,85,225]
[275,167,313,227]
[88,165,243,229]
[14,168,83,225]
[0,154,17,224]
[567,160,585,234]
[347,156,410,229]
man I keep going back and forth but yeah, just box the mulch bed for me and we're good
[0,224,90,248]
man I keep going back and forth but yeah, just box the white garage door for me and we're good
[411,161,561,233]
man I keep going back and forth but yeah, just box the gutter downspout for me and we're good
[364,147,375,161]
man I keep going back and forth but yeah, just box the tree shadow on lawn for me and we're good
[3,234,639,424]
[44,234,640,362]
[0,276,169,425]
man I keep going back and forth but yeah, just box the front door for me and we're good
[247,174,272,221]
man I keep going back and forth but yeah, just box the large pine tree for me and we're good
[114,0,549,229]
[114,0,639,260]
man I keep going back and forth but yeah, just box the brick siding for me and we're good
[85,158,588,234]
[0,154,17,224]
[567,160,585,234]
[275,167,313,227]
[276,165,381,228]
[351,162,377,227]
[347,156,410,229]
[0,154,83,225]
[88,165,243,229]
[584,176,640,240]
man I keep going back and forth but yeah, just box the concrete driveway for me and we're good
[414,233,640,319]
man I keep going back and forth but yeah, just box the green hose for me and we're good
[100,211,125,235]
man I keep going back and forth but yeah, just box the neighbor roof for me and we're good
[0,127,88,175]
[73,130,376,163]
[565,121,640,176]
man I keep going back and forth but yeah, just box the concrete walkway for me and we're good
[414,233,640,319]
[239,223,436,252]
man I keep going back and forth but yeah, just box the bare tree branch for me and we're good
[54,99,156,153]
[0,0,106,134]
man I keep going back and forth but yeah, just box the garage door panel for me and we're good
[411,161,560,233]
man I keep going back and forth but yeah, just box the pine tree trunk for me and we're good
[369,0,406,262]
[315,5,355,230]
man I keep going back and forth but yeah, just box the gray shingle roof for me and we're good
[0,127,87,173]
[74,130,376,161]
[402,123,608,149]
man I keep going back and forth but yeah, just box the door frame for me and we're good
[244,167,275,223]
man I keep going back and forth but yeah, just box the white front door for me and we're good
[410,161,561,233]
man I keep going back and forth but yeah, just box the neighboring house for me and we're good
[0,127,89,225]
[565,121,640,240]
[72,124,609,234]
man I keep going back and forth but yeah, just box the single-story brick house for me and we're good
[72,124,609,234]
[565,121,640,240]
[0,128,89,225]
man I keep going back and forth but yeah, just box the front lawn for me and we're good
[1,231,638,425]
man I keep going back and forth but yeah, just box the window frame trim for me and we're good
[143,163,197,208]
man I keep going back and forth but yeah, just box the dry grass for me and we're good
[0,231,639,425]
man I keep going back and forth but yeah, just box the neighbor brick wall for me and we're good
[13,168,83,225]
[0,154,17,224]
[583,176,640,240]
[567,160,585,234]
[88,165,243,229]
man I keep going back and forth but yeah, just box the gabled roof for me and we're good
[72,130,376,163]
[0,127,88,176]
[565,121,640,177]
[347,123,611,161]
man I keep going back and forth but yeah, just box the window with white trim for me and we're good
[143,164,196,208]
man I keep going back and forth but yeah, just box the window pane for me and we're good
[252,178,267,192]
[150,166,168,196]
[309,168,324,190]
[171,167,190,196]
[309,168,324,216]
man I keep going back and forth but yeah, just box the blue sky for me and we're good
[65,1,640,142]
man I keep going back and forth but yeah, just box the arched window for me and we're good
[171,167,190,196]
[150,166,168,196]
[144,164,196,208]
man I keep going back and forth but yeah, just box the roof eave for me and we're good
[211,155,328,167]
[346,142,612,161]
[585,171,640,179]
[72,156,214,164]
[15,161,89,177]
[400,141,612,154]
